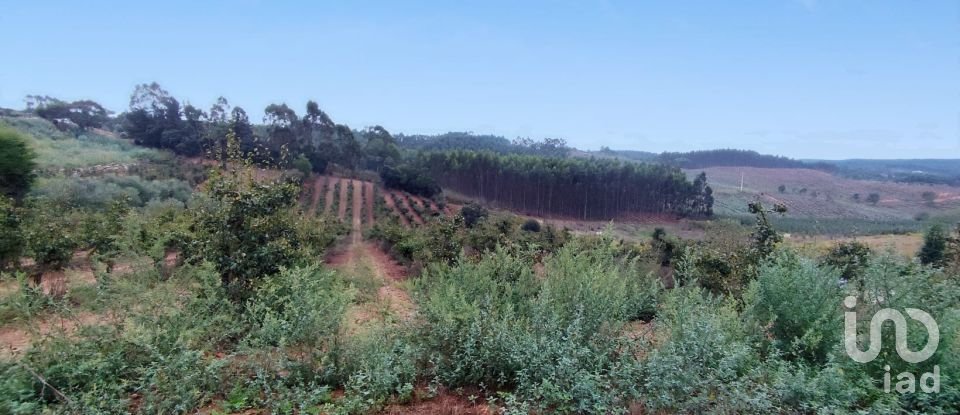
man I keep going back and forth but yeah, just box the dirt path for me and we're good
[395,192,425,225]
[326,240,414,334]
[364,182,375,227]
[383,193,410,227]
[351,180,363,243]
[0,312,109,358]
[338,179,349,221]
[308,176,324,215]
[323,177,338,216]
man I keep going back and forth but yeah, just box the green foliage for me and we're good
[748,201,787,262]
[0,127,36,200]
[27,95,111,131]
[292,154,313,177]
[459,202,488,228]
[380,163,440,198]
[2,116,154,170]
[244,265,352,348]
[0,196,23,270]
[22,199,79,273]
[335,328,420,413]
[919,224,948,266]
[415,237,657,411]
[520,218,541,232]
[418,150,713,219]
[188,167,305,302]
[821,240,872,283]
[29,175,192,209]
[748,252,843,363]
[641,286,772,413]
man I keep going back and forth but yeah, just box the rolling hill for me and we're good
[693,166,960,221]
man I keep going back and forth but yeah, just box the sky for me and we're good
[1,0,958,159]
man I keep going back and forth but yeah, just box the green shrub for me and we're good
[0,196,23,270]
[415,237,655,412]
[336,328,420,413]
[641,286,773,413]
[30,175,192,210]
[244,265,352,348]
[746,251,842,363]
[0,126,36,200]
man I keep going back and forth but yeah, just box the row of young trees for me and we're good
[119,83,399,173]
[414,151,714,219]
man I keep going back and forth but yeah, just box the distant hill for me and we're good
[658,149,834,170]
[395,132,568,157]
[693,166,960,223]
[820,159,960,186]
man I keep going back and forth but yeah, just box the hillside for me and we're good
[695,166,960,221]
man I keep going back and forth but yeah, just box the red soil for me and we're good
[364,182,375,227]
[383,193,410,227]
[394,192,425,225]
[351,180,363,236]
[338,179,349,221]
[323,177,338,216]
[381,388,492,415]
[309,176,325,215]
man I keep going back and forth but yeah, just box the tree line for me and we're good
[396,132,570,157]
[118,83,399,174]
[657,149,835,170]
[413,150,714,219]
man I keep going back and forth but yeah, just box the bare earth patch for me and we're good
[0,312,110,358]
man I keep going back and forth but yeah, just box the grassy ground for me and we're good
[0,116,156,170]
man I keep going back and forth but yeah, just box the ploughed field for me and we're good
[300,175,455,229]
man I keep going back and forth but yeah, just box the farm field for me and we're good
[693,166,960,220]
[787,233,925,258]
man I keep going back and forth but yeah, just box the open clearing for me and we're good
[692,166,960,220]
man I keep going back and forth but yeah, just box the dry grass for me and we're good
[787,233,923,258]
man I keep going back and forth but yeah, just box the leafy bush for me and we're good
[1,116,154,170]
[747,251,842,363]
[415,237,657,411]
[0,196,23,270]
[244,265,352,348]
[0,126,36,200]
[459,203,488,228]
[30,175,192,209]
[520,218,541,232]
[187,160,309,303]
[919,224,948,266]
[641,286,774,413]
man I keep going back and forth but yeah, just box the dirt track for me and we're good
[323,177,338,216]
[309,176,324,215]
[337,179,349,220]
[364,182,375,227]
[351,181,363,242]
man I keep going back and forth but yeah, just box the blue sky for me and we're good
[1,0,957,159]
